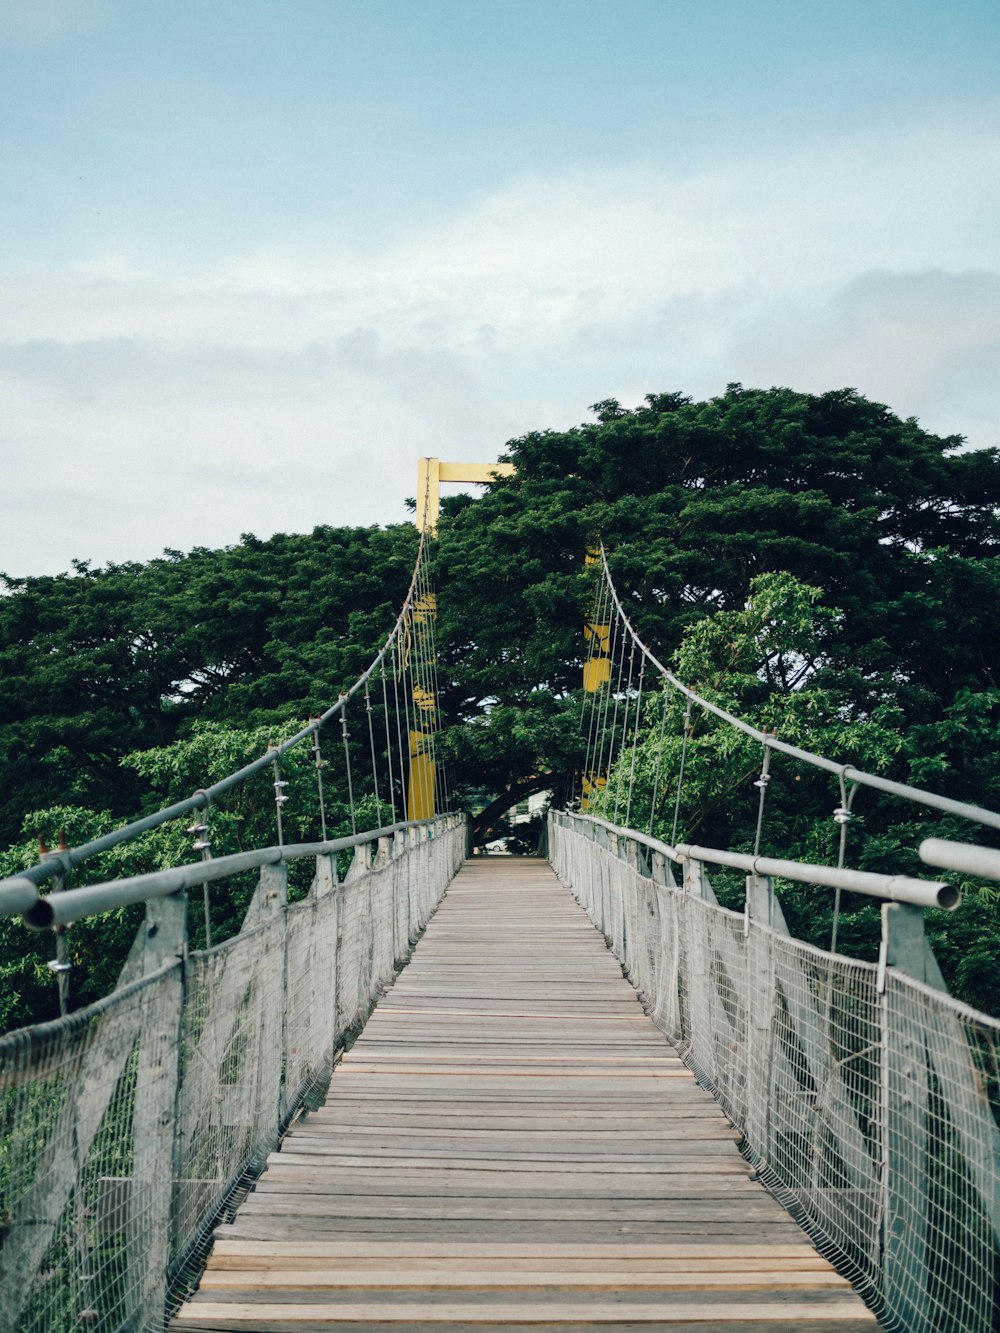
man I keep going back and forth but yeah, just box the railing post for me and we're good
[682,856,710,900]
[880,902,932,1333]
[680,855,716,1086]
[648,851,680,1039]
[255,863,289,1134]
[303,853,339,1111]
[127,889,187,1331]
[744,874,776,1166]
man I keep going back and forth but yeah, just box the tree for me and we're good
[433,385,1000,834]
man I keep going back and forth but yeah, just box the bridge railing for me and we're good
[0,812,466,1333]
[550,808,1000,1333]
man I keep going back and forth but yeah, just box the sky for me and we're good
[1,0,998,575]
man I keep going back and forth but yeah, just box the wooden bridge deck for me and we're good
[171,858,880,1331]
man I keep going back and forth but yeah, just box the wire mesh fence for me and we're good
[0,814,466,1333]
[550,809,1000,1333]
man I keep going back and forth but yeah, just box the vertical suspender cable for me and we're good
[380,662,398,824]
[391,637,408,817]
[580,573,611,806]
[752,741,773,859]
[365,681,383,827]
[670,698,693,847]
[602,611,628,807]
[270,749,288,849]
[647,684,670,836]
[624,655,645,830]
[340,701,356,836]
[613,637,637,823]
[312,723,328,843]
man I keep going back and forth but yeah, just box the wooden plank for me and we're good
[198,1268,853,1291]
[208,1241,827,1259]
[173,1297,878,1324]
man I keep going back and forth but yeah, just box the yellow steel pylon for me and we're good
[409,459,516,820]
[581,552,611,811]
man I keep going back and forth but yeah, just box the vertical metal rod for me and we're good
[312,724,328,843]
[365,682,383,826]
[41,836,71,1015]
[613,637,637,823]
[598,610,626,806]
[391,638,408,816]
[670,698,693,846]
[830,777,857,954]
[581,573,611,808]
[381,660,399,823]
[340,702,357,835]
[625,656,645,829]
[187,796,214,948]
[271,749,288,849]
[648,684,670,836]
[752,742,772,858]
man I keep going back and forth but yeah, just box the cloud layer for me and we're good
[2,104,998,574]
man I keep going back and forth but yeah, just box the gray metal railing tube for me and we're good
[674,842,960,911]
[919,837,1000,882]
[559,811,680,863]
[22,818,440,930]
[0,878,39,915]
[559,810,959,910]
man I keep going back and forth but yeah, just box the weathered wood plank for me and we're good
[174,1297,877,1324]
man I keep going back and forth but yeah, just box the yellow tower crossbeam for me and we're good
[417,458,516,534]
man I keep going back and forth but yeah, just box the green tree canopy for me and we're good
[434,384,1000,823]
[0,524,418,848]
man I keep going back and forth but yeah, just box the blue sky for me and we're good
[1,0,998,573]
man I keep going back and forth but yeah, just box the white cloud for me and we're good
[1,101,998,573]
[723,270,1000,444]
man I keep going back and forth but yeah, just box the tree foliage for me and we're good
[0,524,418,849]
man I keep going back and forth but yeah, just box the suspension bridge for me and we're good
[0,460,999,1333]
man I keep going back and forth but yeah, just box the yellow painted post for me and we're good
[410,459,516,818]
[407,590,438,821]
[416,457,442,535]
[581,552,611,811]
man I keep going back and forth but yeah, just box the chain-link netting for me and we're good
[549,810,1000,1333]
[0,965,182,1333]
[0,815,466,1333]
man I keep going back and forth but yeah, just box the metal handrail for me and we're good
[20,817,454,930]
[919,837,1000,883]
[674,842,958,911]
[556,811,959,911]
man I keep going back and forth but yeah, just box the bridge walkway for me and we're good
[170,858,879,1331]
